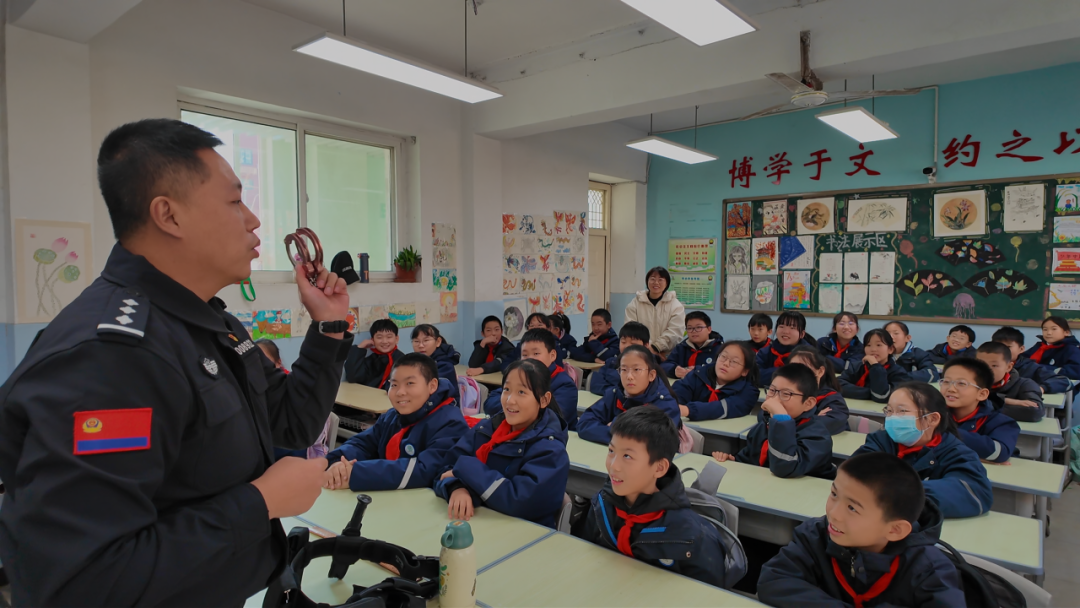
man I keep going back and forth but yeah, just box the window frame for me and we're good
[588,181,611,234]
[178,99,408,282]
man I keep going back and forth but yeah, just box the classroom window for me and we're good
[588,186,607,230]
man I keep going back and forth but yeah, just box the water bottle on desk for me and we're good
[438,520,476,607]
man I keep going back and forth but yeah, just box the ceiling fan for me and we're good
[739,31,920,121]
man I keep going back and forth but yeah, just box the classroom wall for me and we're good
[636,62,1080,350]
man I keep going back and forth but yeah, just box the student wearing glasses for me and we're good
[661,311,724,379]
[578,345,679,446]
[817,312,864,373]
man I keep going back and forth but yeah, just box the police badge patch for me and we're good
[201,357,219,377]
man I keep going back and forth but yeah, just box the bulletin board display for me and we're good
[718,173,1080,327]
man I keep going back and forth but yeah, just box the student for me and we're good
[1023,316,1080,380]
[503,313,567,371]
[816,312,864,373]
[549,312,578,360]
[941,358,1021,464]
[323,354,468,491]
[838,329,912,404]
[713,364,834,479]
[343,319,403,389]
[852,382,993,518]
[484,328,579,430]
[579,345,679,446]
[748,313,773,353]
[789,346,849,435]
[466,316,515,376]
[885,321,940,383]
[757,452,964,608]
[581,407,733,588]
[673,341,759,421]
[411,324,461,406]
[662,311,724,379]
[928,325,976,364]
[434,359,569,527]
[755,311,813,386]
[993,326,1070,393]
[976,341,1044,422]
[568,308,619,363]
[256,339,288,373]
[589,321,652,396]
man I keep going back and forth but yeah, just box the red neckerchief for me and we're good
[613,508,665,557]
[990,372,1010,391]
[376,349,395,389]
[704,383,725,403]
[897,433,943,460]
[753,338,771,353]
[819,390,839,401]
[771,347,792,366]
[952,407,990,432]
[1028,342,1061,364]
[484,342,498,364]
[616,398,626,412]
[759,418,810,466]
[384,397,452,460]
[834,339,851,358]
[831,556,900,608]
[551,364,565,380]
[686,340,710,368]
[476,420,527,464]
[855,362,890,387]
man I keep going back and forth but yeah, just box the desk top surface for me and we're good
[336,382,391,413]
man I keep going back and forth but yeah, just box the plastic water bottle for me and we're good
[357,253,370,283]
[438,520,476,607]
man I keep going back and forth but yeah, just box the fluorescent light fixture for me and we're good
[815,106,899,143]
[620,0,756,46]
[294,33,502,104]
[626,136,718,164]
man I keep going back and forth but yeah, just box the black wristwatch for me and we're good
[317,320,349,334]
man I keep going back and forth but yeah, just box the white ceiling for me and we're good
[11,0,143,43]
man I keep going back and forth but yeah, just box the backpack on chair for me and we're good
[456,375,482,415]
[680,460,748,590]
[934,540,1027,608]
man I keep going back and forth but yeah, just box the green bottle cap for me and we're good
[441,520,474,550]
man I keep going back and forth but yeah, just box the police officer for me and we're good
[0,119,354,606]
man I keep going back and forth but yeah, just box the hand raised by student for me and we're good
[712,451,736,463]
[466,367,485,376]
[448,488,474,521]
[675,366,689,379]
[679,404,690,418]
[324,456,355,490]
[250,456,329,520]
[357,339,375,350]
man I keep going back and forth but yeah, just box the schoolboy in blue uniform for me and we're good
[758,452,964,608]
[756,311,815,387]
[886,321,940,383]
[839,329,913,404]
[816,312,864,373]
[928,325,977,364]
[788,346,850,436]
[714,364,834,479]
[343,319,405,390]
[568,308,619,363]
[550,312,578,360]
[662,311,724,379]
[590,321,652,396]
[465,315,515,376]
[853,382,992,518]
[748,313,773,354]
[324,354,468,491]
[581,407,734,588]
[435,359,569,527]
[411,324,461,406]
[579,345,679,446]
[977,341,1044,422]
[502,313,567,371]
[485,328,579,430]
[941,358,1020,463]
[993,326,1070,394]
[673,341,759,421]
[1023,316,1080,381]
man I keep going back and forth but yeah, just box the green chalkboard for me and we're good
[719,172,1080,327]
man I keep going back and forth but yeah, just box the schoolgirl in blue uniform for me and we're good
[756,311,815,386]
[589,322,651,396]
[662,311,724,379]
[816,312,864,373]
[788,346,849,435]
[839,329,912,404]
[1023,316,1080,380]
[410,324,461,406]
[672,341,759,421]
[578,345,679,446]
[484,328,579,430]
[885,321,940,383]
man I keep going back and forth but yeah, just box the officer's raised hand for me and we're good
[294,256,350,338]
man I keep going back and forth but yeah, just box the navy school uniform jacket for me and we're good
[502,338,568,372]
[467,337,515,374]
[581,466,731,588]
[735,411,834,479]
[589,353,621,396]
[484,362,579,431]
[557,333,578,360]
[813,387,849,436]
[568,328,619,363]
[1012,356,1071,394]
[755,340,807,386]
[434,407,569,527]
[343,345,405,390]
[927,343,976,364]
[758,498,963,608]
[749,337,771,354]
[895,342,940,383]
[578,378,678,445]
[838,357,912,403]
[816,334,864,375]
[661,331,724,378]
[430,341,462,406]
[853,431,992,518]
[325,379,468,491]
[1023,335,1080,380]
[988,371,1045,422]
[952,403,1020,463]
[671,368,757,421]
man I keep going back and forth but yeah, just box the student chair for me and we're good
[960,553,1051,608]
[584,371,594,393]
[567,365,585,389]
[847,416,883,434]
[556,493,574,534]
[327,412,340,450]
[686,426,705,454]
[475,382,489,412]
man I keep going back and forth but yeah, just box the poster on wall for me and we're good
[668,238,717,273]
[503,299,528,340]
[1052,249,1080,275]
[819,284,843,314]
[762,200,788,236]
[796,197,835,235]
[1002,185,1045,232]
[933,190,986,238]
[846,198,908,233]
[14,219,93,324]
[779,236,814,270]
[439,292,458,323]
[724,239,751,275]
[1053,217,1080,243]
[752,237,778,274]
[725,202,752,239]
[751,276,778,311]
[725,275,751,310]
[504,210,586,311]
[1049,283,1080,311]
[1054,184,1080,215]
[253,309,291,340]
[782,271,811,310]
[388,303,416,328]
[670,274,715,309]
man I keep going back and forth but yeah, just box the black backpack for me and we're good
[681,461,749,590]
[935,540,1026,608]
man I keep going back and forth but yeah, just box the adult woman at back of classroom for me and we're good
[624,266,686,357]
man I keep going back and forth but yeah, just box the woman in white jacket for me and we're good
[624,267,686,356]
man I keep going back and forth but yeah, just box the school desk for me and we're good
[687,415,759,455]
[673,453,1044,576]
[455,364,504,387]
[475,532,764,608]
[577,390,601,412]
[565,432,609,497]
[567,358,605,371]
[335,382,391,414]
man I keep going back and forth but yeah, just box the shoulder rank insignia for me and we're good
[97,289,149,339]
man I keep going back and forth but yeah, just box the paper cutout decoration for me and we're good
[819,284,843,314]
[933,190,986,237]
[796,197,835,235]
[1049,283,1080,310]
[752,277,777,311]
[725,274,751,310]
[936,239,1006,268]
[1053,249,1080,275]
[726,202,752,239]
[752,237,778,274]
[779,236,814,269]
[1054,184,1080,215]
[253,309,291,339]
[846,198,908,233]
[1002,184,1045,232]
[1053,217,1080,243]
[869,252,896,283]
[843,285,868,314]
[963,269,1037,299]
[783,271,811,309]
[762,200,788,236]
[897,271,961,298]
[819,253,843,283]
[953,293,976,319]
[725,240,751,275]
[868,285,894,316]
[844,252,868,283]
[503,299,527,340]
[439,292,458,323]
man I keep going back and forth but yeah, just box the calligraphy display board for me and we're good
[719,174,1080,326]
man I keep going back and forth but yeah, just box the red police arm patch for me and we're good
[73,408,152,455]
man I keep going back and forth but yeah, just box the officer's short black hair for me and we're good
[977,341,1013,363]
[611,406,679,465]
[481,315,502,332]
[943,357,994,389]
[685,311,711,327]
[520,328,557,353]
[772,363,818,400]
[393,352,438,384]
[949,325,976,343]
[369,319,398,336]
[838,452,925,523]
[992,326,1025,347]
[749,313,773,330]
[592,308,612,324]
[619,321,651,344]
[97,118,223,241]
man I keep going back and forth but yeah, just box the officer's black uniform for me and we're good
[0,244,352,606]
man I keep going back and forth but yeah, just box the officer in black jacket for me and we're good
[0,119,353,606]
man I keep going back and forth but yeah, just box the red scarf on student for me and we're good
[484,341,501,364]
[551,365,565,379]
[1028,342,1061,364]
[375,349,395,389]
[384,397,452,460]
[759,418,810,466]
[897,433,943,460]
[771,347,792,366]
[613,508,666,557]
[990,372,1010,391]
[952,407,989,432]
[831,556,900,608]
[704,384,726,402]
[834,339,851,358]
[854,362,889,387]
[945,345,956,356]
[476,420,527,464]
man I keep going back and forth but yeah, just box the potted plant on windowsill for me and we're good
[393,246,422,283]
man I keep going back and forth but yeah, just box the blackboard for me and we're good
[718,172,1080,327]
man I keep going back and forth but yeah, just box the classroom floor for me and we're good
[1045,481,1080,604]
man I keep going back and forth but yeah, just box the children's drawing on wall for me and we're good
[518,215,536,235]
[520,256,538,274]
[234,311,254,336]
[502,214,517,234]
[1053,217,1080,243]
[868,252,896,283]
[253,309,291,340]
[538,217,555,236]
[796,197,835,235]
[933,190,986,237]
[1002,184,1045,232]
[937,239,1006,268]
[762,200,788,235]
[897,271,959,298]
[559,210,578,235]
[503,299,527,340]
[819,284,843,314]
[503,235,516,255]
[846,197,907,233]
[433,269,458,292]
[554,237,572,255]
[15,219,93,324]
[751,277,777,311]
[725,202,752,239]
[1049,282,1080,310]
[782,271,811,310]
[571,236,586,255]
[432,223,456,248]
[554,255,571,273]
[1054,184,1080,215]
[388,303,416,328]
[868,284,895,316]
[952,293,976,319]
[439,292,458,323]
[345,307,359,333]
[779,236,814,270]
[819,253,843,283]
[752,237,778,274]
[416,301,439,325]
[843,284,868,314]
[725,275,751,310]
[432,246,456,269]
[519,236,538,254]
[843,252,868,283]
[1052,249,1080,275]
[357,305,388,328]
[725,240,750,275]
[964,269,1036,299]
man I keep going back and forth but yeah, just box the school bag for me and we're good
[681,461,748,590]
[934,539,1026,608]
[456,375,482,415]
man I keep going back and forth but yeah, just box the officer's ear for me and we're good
[147,195,184,238]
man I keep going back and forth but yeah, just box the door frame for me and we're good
[589,181,612,310]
